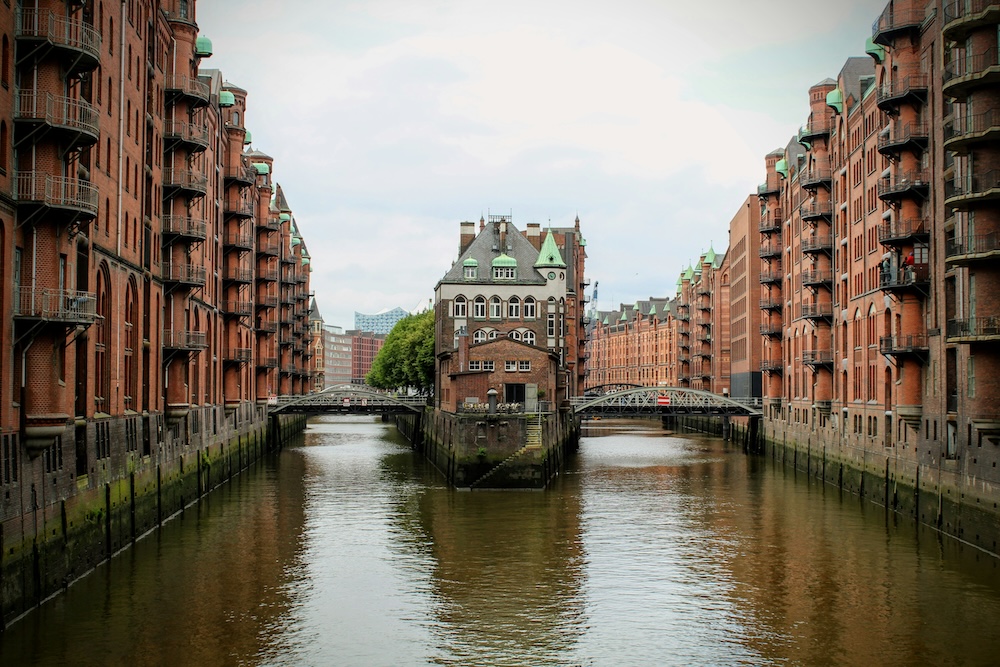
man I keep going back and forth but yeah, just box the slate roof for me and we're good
[439,220,548,286]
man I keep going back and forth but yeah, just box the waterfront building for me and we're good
[354,307,408,335]
[349,329,385,384]
[309,298,325,392]
[323,325,353,387]
[728,196,764,400]
[0,0,314,623]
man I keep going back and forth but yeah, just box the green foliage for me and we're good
[366,309,435,392]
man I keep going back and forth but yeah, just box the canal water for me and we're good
[2,416,1000,666]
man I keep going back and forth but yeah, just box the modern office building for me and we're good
[354,307,408,335]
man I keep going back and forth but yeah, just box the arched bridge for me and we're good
[570,386,762,418]
[269,385,426,414]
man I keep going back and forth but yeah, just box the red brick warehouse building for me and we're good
[0,0,316,623]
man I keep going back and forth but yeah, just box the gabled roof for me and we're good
[439,219,548,286]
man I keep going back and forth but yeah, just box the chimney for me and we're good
[460,221,476,255]
[457,327,469,372]
[527,223,541,250]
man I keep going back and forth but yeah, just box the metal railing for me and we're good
[876,75,929,106]
[944,47,999,86]
[878,218,928,243]
[16,172,99,215]
[14,287,96,322]
[802,349,834,365]
[164,120,209,148]
[163,168,208,194]
[15,91,100,138]
[162,329,208,349]
[878,170,929,198]
[879,334,929,355]
[164,75,210,102]
[945,169,1000,203]
[162,262,206,285]
[947,317,1000,339]
[946,232,1000,259]
[162,215,207,239]
[16,9,102,62]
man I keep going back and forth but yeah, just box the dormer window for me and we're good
[493,266,516,280]
[463,258,478,279]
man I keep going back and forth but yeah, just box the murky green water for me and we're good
[2,416,999,666]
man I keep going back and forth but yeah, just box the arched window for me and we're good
[94,264,111,410]
[233,111,240,126]
[1,36,9,87]
[508,330,521,341]
[488,329,497,340]
[523,331,536,346]
[523,297,536,319]
[124,280,138,410]
[473,296,486,319]
[453,295,467,318]
[508,296,520,319]
[0,121,7,172]
[473,329,487,343]
[489,296,502,319]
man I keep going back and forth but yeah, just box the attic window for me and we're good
[493,266,516,280]
[464,265,477,279]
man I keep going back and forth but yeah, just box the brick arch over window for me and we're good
[95,262,112,410]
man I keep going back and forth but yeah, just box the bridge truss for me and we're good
[270,384,426,414]
[570,386,762,418]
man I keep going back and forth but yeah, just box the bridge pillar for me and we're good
[747,416,762,454]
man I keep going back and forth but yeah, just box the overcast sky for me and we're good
[197,0,883,329]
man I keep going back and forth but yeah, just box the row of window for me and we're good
[472,328,537,345]
[464,266,517,280]
[455,295,538,319]
[468,360,532,372]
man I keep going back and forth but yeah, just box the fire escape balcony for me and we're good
[878,218,929,246]
[872,5,925,46]
[943,47,1000,98]
[798,117,832,144]
[224,197,255,219]
[759,207,783,234]
[800,201,833,222]
[947,316,1000,343]
[162,215,207,244]
[759,243,782,259]
[257,241,280,257]
[801,235,833,255]
[162,329,208,351]
[945,169,1000,209]
[222,300,253,317]
[760,323,783,337]
[877,170,929,202]
[256,295,279,309]
[256,269,279,283]
[675,312,690,322]
[223,231,254,252]
[224,164,256,187]
[945,232,1000,265]
[257,216,280,231]
[801,302,833,321]
[256,356,279,369]
[256,321,278,333]
[800,164,833,190]
[760,298,783,311]
[163,120,209,154]
[760,360,784,374]
[162,262,206,288]
[943,1,1000,41]
[760,270,784,285]
[944,109,1000,153]
[757,177,781,197]
[677,354,690,364]
[879,334,929,359]
[16,10,102,74]
[163,168,208,199]
[222,266,253,284]
[16,172,98,220]
[14,91,99,148]
[802,349,834,368]
[801,270,834,288]
[164,75,211,108]
[696,333,712,344]
[877,122,929,156]
[14,287,97,325]
[224,348,252,365]
[876,75,929,112]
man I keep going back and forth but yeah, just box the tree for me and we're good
[366,310,435,392]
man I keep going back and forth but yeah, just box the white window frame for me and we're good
[483,361,495,371]
[508,296,520,319]
[454,296,467,318]
[473,296,486,319]
[508,330,521,341]
[489,296,502,319]
[519,360,531,372]
[469,360,482,371]
[493,266,516,280]
[505,360,517,372]
[464,265,477,279]
[473,329,487,343]
[523,297,536,319]
[523,331,536,345]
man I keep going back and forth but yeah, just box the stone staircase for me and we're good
[469,415,545,489]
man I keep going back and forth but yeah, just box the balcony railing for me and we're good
[801,235,833,254]
[872,5,925,46]
[879,334,929,356]
[946,232,1000,263]
[17,172,99,217]
[162,262,207,286]
[877,122,929,155]
[224,164,256,186]
[163,120,210,152]
[257,216,280,231]
[15,91,100,145]
[257,241,280,256]
[16,10,102,71]
[256,321,278,333]
[801,303,833,320]
[757,176,781,197]
[256,269,279,283]
[223,300,253,316]
[944,109,1000,152]
[223,267,254,283]
[759,207,783,233]
[943,1,1000,40]
[801,270,834,287]
[225,198,255,218]
[943,48,1000,97]
[224,232,254,250]
[162,215,207,241]
[876,75,929,111]
[759,243,782,258]
[800,201,833,222]
[800,164,832,189]
[799,117,832,143]
[14,287,97,323]
[760,298,783,311]
[760,360,784,373]
[947,317,1000,341]
[802,349,834,366]
[162,329,208,350]
[760,324,782,337]
[163,168,208,196]
[880,264,930,293]
[224,348,252,364]
[945,169,1000,207]
[760,271,784,284]
[164,75,211,106]
[877,170,929,201]
[256,356,279,369]
[878,218,928,245]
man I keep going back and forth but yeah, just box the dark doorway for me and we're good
[505,383,525,404]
